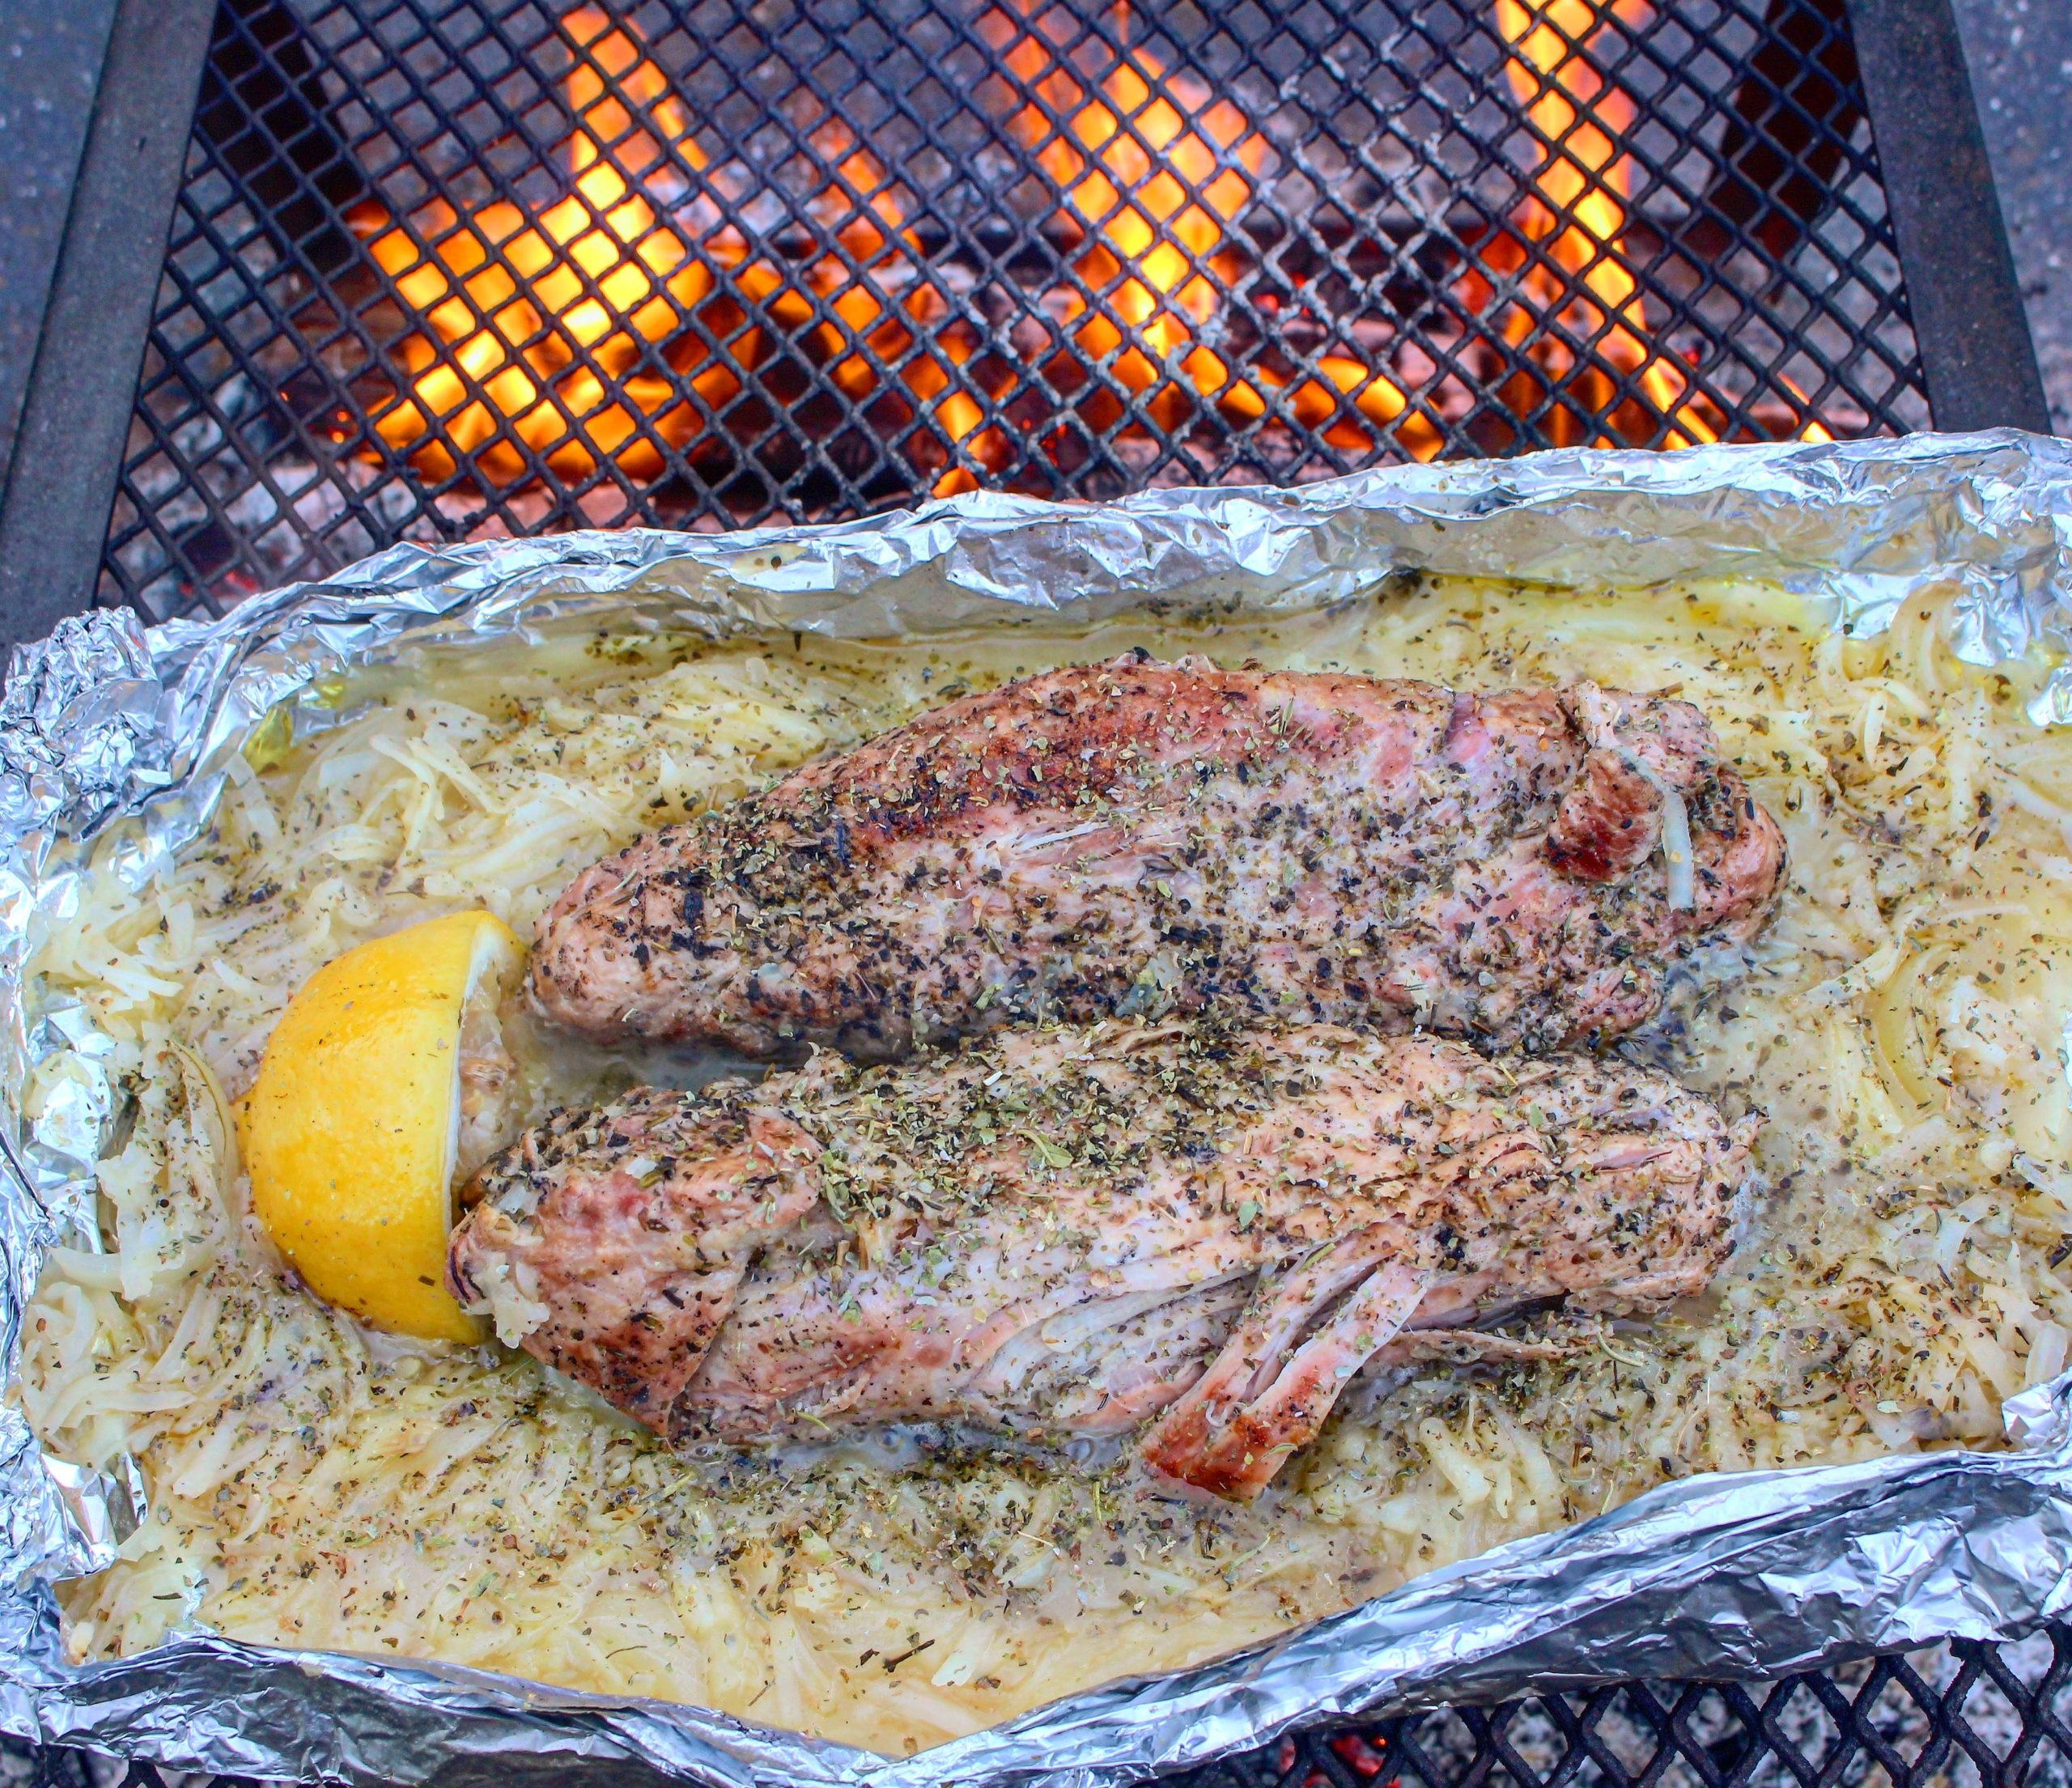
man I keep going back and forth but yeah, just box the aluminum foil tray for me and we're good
[4,432,2072,1788]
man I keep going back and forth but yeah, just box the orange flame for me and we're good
[356,3,997,499]
[1490,0,1718,448]
[346,0,1831,504]
[987,7,1441,462]
[1017,35,1259,414]
[1780,372,1834,442]
[784,127,1014,498]
[360,6,746,484]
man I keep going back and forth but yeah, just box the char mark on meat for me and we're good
[448,1019,1751,1498]
[529,656,1785,1060]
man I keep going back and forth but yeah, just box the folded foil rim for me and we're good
[5,431,2072,1788]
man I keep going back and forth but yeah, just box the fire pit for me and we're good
[0,4,2061,1784]
[0,0,2049,628]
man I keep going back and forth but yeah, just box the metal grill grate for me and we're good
[98,0,1928,622]
[8,1627,2072,1788]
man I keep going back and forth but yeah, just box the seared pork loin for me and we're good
[448,1019,1750,1498]
[531,656,1783,1060]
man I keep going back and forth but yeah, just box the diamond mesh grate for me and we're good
[99,0,1927,622]
[22,0,1997,1765]
[8,1628,2072,1788]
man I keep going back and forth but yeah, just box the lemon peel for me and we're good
[244,910,522,1342]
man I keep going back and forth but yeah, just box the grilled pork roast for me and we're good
[448,1019,1750,1498]
[531,656,1784,1060]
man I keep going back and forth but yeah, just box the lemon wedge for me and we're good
[244,911,523,1342]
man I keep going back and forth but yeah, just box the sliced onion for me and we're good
[1620,750,1695,911]
[1658,785,1695,911]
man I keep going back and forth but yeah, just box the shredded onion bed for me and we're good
[15,583,2072,1755]
[1619,748,1696,911]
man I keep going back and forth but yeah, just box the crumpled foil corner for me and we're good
[5,431,2072,1788]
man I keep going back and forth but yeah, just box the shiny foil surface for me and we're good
[4,432,2072,1788]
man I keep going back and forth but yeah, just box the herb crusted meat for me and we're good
[447,1019,1751,1499]
[529,654,1784,1060]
